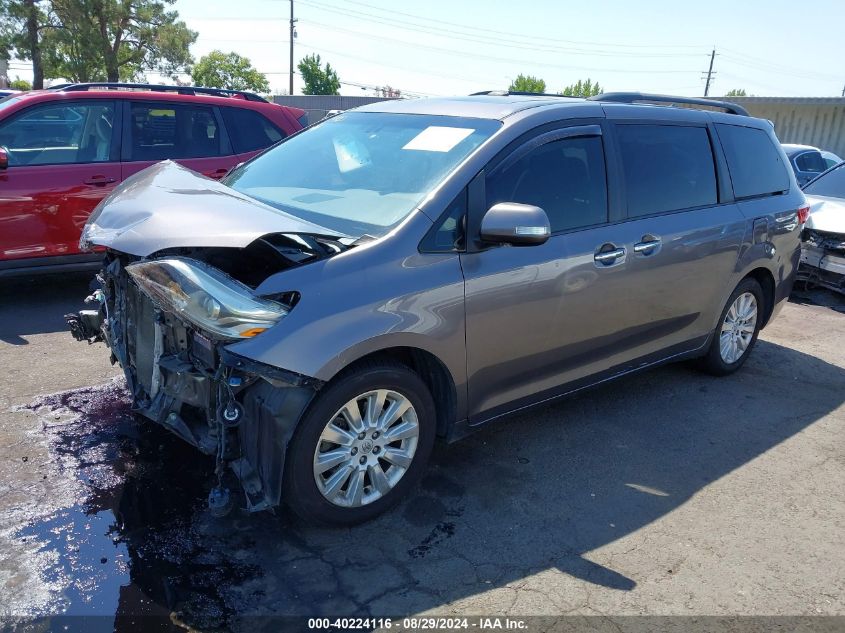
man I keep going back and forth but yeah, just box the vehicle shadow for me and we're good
[789,286,845,314]
[0,274,94,345]
[13,338,845,630]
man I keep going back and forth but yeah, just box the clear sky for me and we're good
[8,0,845,98]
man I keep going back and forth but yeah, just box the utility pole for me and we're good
[704,48,716,97]
[289,0,296,95]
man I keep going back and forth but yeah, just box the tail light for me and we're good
[797,206,810,223]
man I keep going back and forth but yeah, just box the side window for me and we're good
[487,135,608,233]
[795,151,827,174]
[420,191,466,252]
[716,123,790,199]
[129,103,220,161]
[222,107,286,154]
[616,124,717,217]
[0,102,114,166]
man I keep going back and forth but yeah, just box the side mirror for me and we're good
[480,202,550,246]
[0,147,8,170]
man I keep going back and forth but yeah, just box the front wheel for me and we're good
[284,361,435,525]
[698,278,764,376]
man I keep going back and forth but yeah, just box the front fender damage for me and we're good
[66,256,324,514]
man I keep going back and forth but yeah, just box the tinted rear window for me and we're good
[222,107,285,154]
[616,124,717,217]
[716,124,790,199]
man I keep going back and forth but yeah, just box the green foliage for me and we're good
[10,76,31,89]
[0,0,197,84]
[191,50,269,92]
[561,78,602,97]
[509,73,545,93]
[297,53,340,95]
[0,0,56,88]
[725,88,747,97]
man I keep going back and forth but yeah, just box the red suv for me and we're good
[0,83,305,277]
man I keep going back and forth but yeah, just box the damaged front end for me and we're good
[64,161,350,514]
[798,229,845,295]
[69,254,323,514]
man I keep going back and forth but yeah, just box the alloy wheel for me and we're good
[719,292,758,364]
[312,389,419,507]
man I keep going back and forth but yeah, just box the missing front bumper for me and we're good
[66,260,321,513]
[798,241,845,295]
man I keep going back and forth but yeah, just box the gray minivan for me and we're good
[68,92,805,525]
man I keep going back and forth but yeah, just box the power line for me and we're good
[296,0,703,58]
[719,47,841,81]
[294,40,498,88]
[299,20,699,74]
[297,0,706,51]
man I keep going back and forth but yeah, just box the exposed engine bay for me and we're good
[66,232,349,515]
[798,229,845,295]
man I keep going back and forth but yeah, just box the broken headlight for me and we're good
[126,258,288,339]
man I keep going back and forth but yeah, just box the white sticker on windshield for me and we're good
[402,126,474,152]
[333,135,372,173]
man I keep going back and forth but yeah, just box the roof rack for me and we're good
[51,82,268,103]
[470,90,579,98]
[589,92,749,116]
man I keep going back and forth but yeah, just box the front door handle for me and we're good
[594,247,626,264]
[84,175,116,186]
[633,238,662,254]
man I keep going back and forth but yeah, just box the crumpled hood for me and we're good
[80,160,343,257]
[805,195,845,235]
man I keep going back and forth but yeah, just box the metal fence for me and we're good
[272,95,397,125]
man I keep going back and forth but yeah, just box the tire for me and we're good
[698,277,765,376]
[284,360,436,526]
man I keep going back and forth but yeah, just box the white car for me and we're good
[800,163,845,294]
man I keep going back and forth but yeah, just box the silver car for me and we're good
[68,93,805,525]
[782,143,843,186]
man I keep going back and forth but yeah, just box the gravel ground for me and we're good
[0,274,843,631]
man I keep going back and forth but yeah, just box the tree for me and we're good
[10,75,31,89]
[0,0,56,88]
[561,78,602,97]
[190,50,269,92]
[47,0,197,83]
[725,88,747,97]
[509,73,545,93]
[297,53,339,95]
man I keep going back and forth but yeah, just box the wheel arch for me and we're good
[743,266,776,327]
[322,345,459,439]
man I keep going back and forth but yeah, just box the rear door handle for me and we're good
[84,175,116,186]
[594,247,626,264]
[633,238,662,254]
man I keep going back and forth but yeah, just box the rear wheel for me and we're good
[699,278,764,376]
[284,361,435,525]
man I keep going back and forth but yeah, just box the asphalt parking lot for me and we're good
[1,274,844,631]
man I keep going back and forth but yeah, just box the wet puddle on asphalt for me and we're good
[6,381,262,631]
[3,381,467,632]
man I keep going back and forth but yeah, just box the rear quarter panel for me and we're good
[711,122,804,327]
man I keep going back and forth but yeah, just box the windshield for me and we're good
[225,111,501,236]
[0,96,23,113]
[804,163,845,199]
